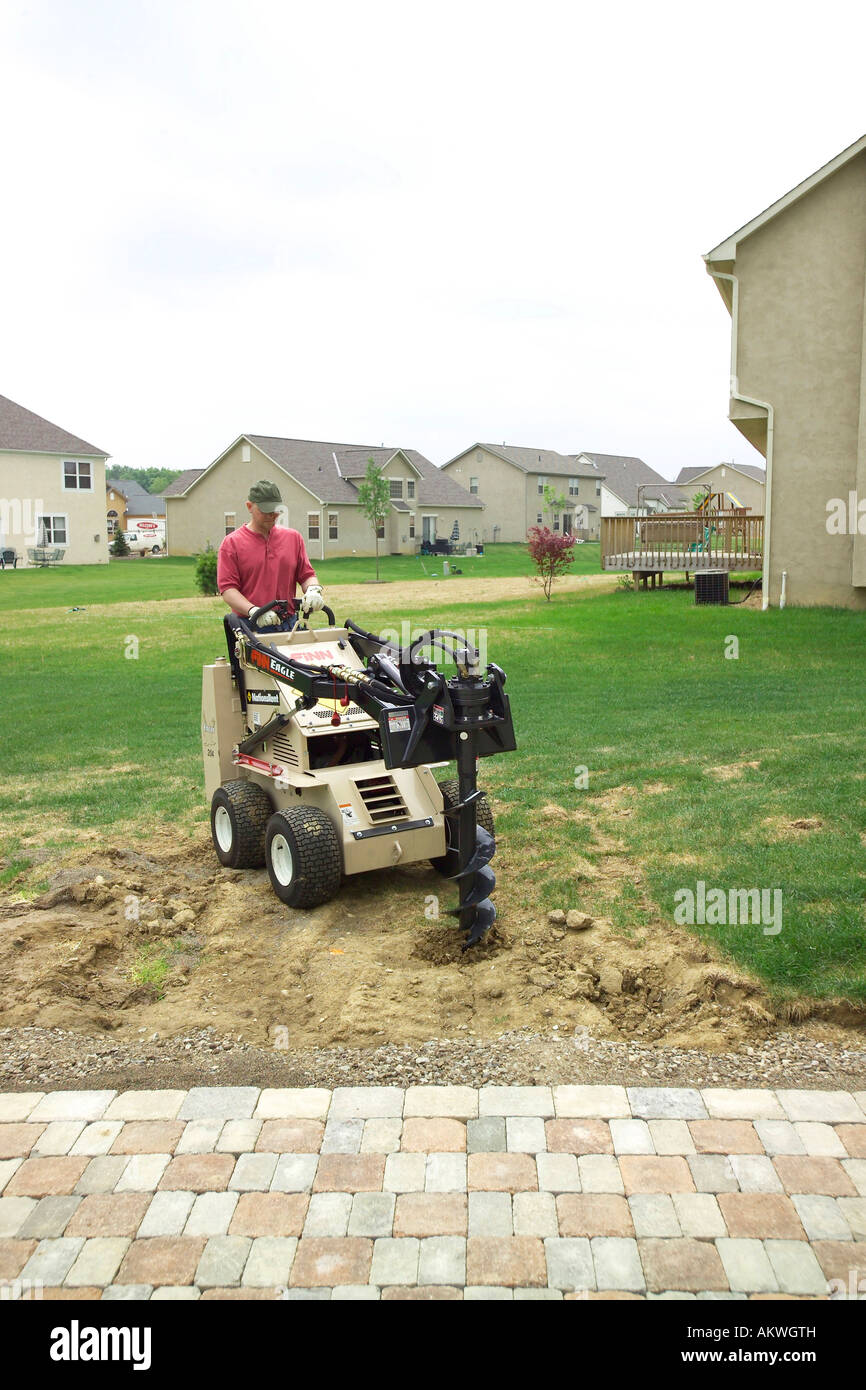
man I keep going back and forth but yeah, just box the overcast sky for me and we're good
[1,0,864,481]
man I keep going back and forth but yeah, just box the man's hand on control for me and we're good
[247,605,281,627]
[300,585,325,618]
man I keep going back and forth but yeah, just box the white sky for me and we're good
[1,0,864,481]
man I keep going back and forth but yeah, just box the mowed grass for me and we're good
[0,542,601,611]
[1,584,864,1003]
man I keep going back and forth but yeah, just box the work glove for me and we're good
[300,585,325,618]
[247,605,281,627]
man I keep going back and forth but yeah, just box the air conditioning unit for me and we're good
[695,570,729,605]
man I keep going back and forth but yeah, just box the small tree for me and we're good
[194,547,218,595]
[110,528,130,557]
[356,457,390,580]
[541,483,567,522]
[527,524,575,601]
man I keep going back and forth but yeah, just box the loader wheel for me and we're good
[430,778,495,875]
[210,780,273,869]
[265,807,343,909]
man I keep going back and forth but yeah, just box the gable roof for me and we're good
[576,452,686,509]
[106,477,166,515]
[676,463,766,487]
[0,392,107,457]
[444,442,602,478]
[169,437,482,509]
[705,133,866,264]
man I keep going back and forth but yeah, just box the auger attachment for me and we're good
[446,740,499,949]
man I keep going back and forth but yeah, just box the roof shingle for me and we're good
[0,393,107,456]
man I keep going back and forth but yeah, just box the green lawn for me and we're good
[1,584,864,1004]
[0,543,602,611]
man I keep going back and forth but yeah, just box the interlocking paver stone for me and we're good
[765,1239,829,1296]
[102,1285,154,1300]
[716,1193,804,1240]
[321,1119,364,1154]
[394,1193,466,1237]
[216,1120,262,1153]
[425,1154,467,1192]
[404,1087,478,1118]
[842,1159,866,1195]
[505,1117,547,1153]
[290,1237,372,1286]
[837,1197,866,1238]
[159,1154,235,1192]
[671,1194,726,1239]
[536,1153,581,1193]
[546,1119,613,1154]
[463,1285,512,1300]
[20,1237,85,1284]
[347,1193,396,1237]
[687,1155,738,1192]
[793,1122,847,1157]
[256,1119,323,1153]
[104,1091,187,1121]
[468,1236,547,1287]
[836,1126,866,1159]
[640,1238,728,1293]
[419,1236,466,1285]
[610,1119,654,1155]
[196,1235,252,1287]
[184,1192,239,1237]
[811,1240,866,1286]
[628,1088,707,1120]
[303,1193,353,1237]
[229,1153,278,1192]
[0,1124,45,1159]
[116,1238,206,1286]
[74,1156,129,1195]
[729,1155,782,1193]
[0,1237,37,1279]
[619,1156,694,1194]
[754,1121,806,1156]
[689,1121,763,1154]
[18,1196,81,1239]
[469,1153,538,1192]
[570,1157,621,1201]
[557,1193,633,1238]
[402,1119,466,1152]
[313,1154,385,1193]
[254,1088,331,1120]
[110,1122,185,1155]
[6,1157,89,1197]
[553,1086,630,1118]
[701,1089,784,1120]
[773,1156,856,1196]
[138,1191,196,1238]
[478,1087,554,1117]
[177,1088,259,1122]
[243,1236,298,1286]
[384,1153,425,1193]
[175,1120,223,1154]
[331,1284,380,1299]
[116,1155,171,1192]
[791,1194,852,1242]
[65,1193,150,1237]
[592,1236,645,1291]
[0,1195,37,1237]
[32,1122,85,1156]
[512,1192,557,1237]
[544,1237,595,1291]
[466,1118,506,1153]
[371,1237,419,1285]
[629,1194,681,1237]
[270,1154,319,1193]
[648,1121,695,1155]
[65,1237,129,1286]
[0,1158,23,1193]
[514,1287,563,1300]
[0,1094,44,1122]
[29,1092,116,1123]
[329,1088,403,1120]
[69,1122,124,1156]
[776,1091,864,1124]
[360,1119,402,1154]
[230,1193,308,1237]
[716,1238,778,1293]
[468,1192,512,1237]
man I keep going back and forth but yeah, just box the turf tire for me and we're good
[265,806,343,908]
[210,779,273,869]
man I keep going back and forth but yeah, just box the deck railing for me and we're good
[600,511,764,572]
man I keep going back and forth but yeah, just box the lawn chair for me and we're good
[0,548,17,569]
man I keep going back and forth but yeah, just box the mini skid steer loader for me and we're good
[201,599,516,947]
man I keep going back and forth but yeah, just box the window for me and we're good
[328,513,338,540]
[409,514,415,539]
[563,513,573,533]
[106,509,118,536]
[64,461,91,490]
[596,480,601,496]
[308,512,320,541]
[224,511,236,536]
[536,513,543,525]
[553,514,560,532]
[407,479,415,500]
[537,475,548,495]
[389,479,403,499]
[38,514,67,545]
[376,521,385,539]
[569,477,580,497]
[469,476,479,495]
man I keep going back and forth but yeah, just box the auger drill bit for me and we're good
[448,737,498,949]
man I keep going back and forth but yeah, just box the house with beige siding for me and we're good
[164,435,483,558]
[675,462,765,515]
[440,443,602,541]
[705,132,866,608]
[0,394,109,566]
[575,452,687,517]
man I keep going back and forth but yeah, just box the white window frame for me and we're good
[63,460,92,491]
[536,513,543,525]
[406,479,415,500]
[569,477,580,497]
[308,512,320,542]
[328,513,338,541]
[224,511,237,537]
[469,476,479,495]
[553,513,560,532]
[537,475,548,495]
[388,478,403,499]
[38,513,68,545]
[409,513,415,539]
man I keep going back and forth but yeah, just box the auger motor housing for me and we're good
[201,601,516,947]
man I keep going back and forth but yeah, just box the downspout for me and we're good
[706,268,776,610]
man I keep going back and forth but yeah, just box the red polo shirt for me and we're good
[217,524,316,608]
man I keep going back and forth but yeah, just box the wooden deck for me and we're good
[601,512,763,582]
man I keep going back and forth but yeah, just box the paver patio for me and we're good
[0,1086,864,1299]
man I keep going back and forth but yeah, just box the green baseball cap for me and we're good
[248,479,283,509]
